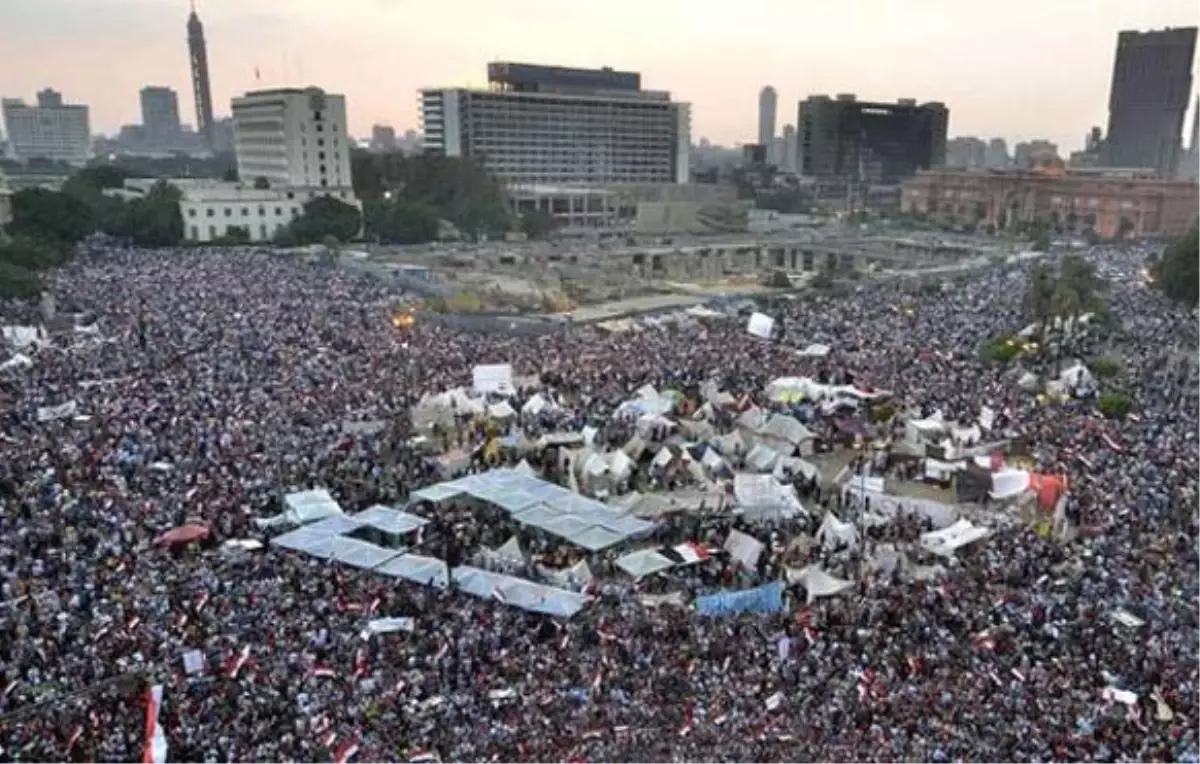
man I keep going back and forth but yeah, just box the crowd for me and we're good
[0,243,1195,763]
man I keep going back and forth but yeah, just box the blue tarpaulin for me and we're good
[695,581,785,617]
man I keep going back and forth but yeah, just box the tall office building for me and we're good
[758,86,777,147]
[370,124,397,152]
[420,62,691,187]
[796,94,948,183]
[140,86,182,146]
[781,123,797,172]
[984,138,1010,168]
[230,86,353,189]
[1,91,91,164]
[1103,26,1197,175]
[187,4,216,150]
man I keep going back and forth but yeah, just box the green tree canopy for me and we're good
[1152,227,1199,307]
[363,198,440,245]
[288,195,363,244]
[351,150,512,240]
[8,187,95,246]
[519,209,559,240]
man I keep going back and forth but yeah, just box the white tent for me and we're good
[989,468,1031,500]
[747,312,775,339]
[615,548,677,578]
[1056,363,1097,398]
[733,473,805,520]
[257,488,344,530]
[787,565,854,603]
[797,343,831,357]
[815,511,858,549]
[920,519,991,557]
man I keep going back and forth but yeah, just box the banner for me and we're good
[695,581,785,617]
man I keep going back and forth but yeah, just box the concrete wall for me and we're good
[634,200,750,235]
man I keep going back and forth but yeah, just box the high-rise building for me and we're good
[1103,26,1197,175]
[140,86,182,147]
[230,86,353,189]
[1,91,91,164]
[781,123,797,173]
[420,62,690,186]
[758,86,777,147]
[984,138,1010,169]
[945,136,987,168]
[796,94,948,183]
[371,124,397,152]
[187,4,216,150]
[1013,140,1059,168]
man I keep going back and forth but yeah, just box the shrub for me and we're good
[1087,356,1121,379]
[980,336,1020,364]
[1097,392,1133,419]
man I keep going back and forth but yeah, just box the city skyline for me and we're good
[1,0,1197,152]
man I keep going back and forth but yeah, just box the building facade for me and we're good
[420,62,691,187]
[758,86,777,148]
[1103,26,1197,175]
[1,90,91,165]
[140,86,182,147]
[370,124,397,152]
[231,87,353,190]
[187,7,216,150]
[781,123,797,173]
[148,179,360,243]
[946,136,987,169]
[900,160,1199,239]
[796,94,948,183]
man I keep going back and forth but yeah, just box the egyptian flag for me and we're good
[142,685,167,764]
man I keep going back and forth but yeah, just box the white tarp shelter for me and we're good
[472,364,514,395]
[616,548,677,578]
[920,519,991,557]
[747,312,775,339]
[816,511,858,549]
[787,565,854,603]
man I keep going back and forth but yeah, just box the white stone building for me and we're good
[230,86,353,191]
[421,62,690,187]
[1,90,91,165]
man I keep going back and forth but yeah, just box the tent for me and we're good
[786,565,854,603]
[815,512,858,549]
[256,488,344,530]
[920,519,991,557]
[451,566,588,618]
[733,474,805,520]
[615,548,677,578]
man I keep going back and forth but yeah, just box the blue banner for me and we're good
[695,581,785,617]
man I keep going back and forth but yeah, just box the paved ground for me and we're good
[556,293,711,323]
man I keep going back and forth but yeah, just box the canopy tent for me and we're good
[376,554,450,587]
[615,548,677,578]
[733,473,805,520]
[920,519,992,557]
[786,565,854,603]
[815,512,858,549]
[355,505,430,535]
[256,488,345,530]
[451,566,588,618]
[415,468,655,552]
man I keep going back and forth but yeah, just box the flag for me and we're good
[590,668,603,691]
[352,648,368,680]
[672,542,710,565]
[310,666,336,679]
[433,643,448,662]
[856,668,883,701]
[906,655,923,676]
[972,630,996,652]
[410,750,440,763]
[795,609,815,628]
[67,726,83,753]
[225,645,251,678]
[333,739,359,763]
[142,684,167,764]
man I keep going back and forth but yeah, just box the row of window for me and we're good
[188,205,300,219]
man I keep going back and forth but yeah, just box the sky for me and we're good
[1,0,1197,153]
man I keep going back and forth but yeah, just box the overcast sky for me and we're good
[1,0,1197,151]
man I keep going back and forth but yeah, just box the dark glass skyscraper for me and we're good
[1103,26,1197,176]
[187,3,215,151]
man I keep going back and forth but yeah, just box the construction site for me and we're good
[343,229,1023,319]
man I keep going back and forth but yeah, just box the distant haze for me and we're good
[1,0,1197,152]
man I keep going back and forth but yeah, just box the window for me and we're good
[241,207,249,217]
[287,191,295,200]
[208,225,217,238]
[318,152,326,160]
[260,224,268,239]
[206,208,215,217]
[258,206,266,216]
[319,164,327,174]
[317,138,325,147]
[292,207,300,217]
[190,225,199,239]
[275,207,282,216]
[316,124,324,133]
[224,208,232,217]
[187,208,197,218]
[320,179,328,187]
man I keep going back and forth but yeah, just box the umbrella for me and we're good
[156,524,211,547]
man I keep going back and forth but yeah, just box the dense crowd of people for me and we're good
[0,243,1195,763]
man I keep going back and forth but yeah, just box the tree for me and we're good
[212,226,251,246]
[520,209,559,240]
[363,198,439,245]
[0,261,43,299]
[1152,227,1199,307]
[8,187,95,246]
[1097,392,1133,419]
[350,150,512,239]
[288,195,362,244]
[0,236,70,271]
[121,181,184,247]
